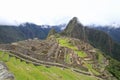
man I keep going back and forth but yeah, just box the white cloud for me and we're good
[0,0,120,25]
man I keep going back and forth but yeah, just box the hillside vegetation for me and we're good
[0,35,117,80]
[0,24,50,43]
[94,26,120,43]
[0,17,120,80]
[62,17,120,61]
[0,51,98,80]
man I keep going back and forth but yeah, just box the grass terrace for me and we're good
[57,37,87,58]
[0,51,99,80]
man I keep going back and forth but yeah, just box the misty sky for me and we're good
[0,0,120,25]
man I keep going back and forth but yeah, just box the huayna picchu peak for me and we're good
[62,17,120,62]
[63,17,84,37]
[0,17,120,80]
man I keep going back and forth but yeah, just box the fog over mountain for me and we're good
[0,0,120,26]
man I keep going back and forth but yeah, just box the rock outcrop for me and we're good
[0,61,14,80]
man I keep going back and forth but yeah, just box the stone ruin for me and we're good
[0,38,88,69]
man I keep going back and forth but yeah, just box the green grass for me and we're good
[58,38,77,50]
[66,54,71,63]
[96,50,105,64]
[57,38,87,58]
[0,51,98,80]
[0,51,9,62]
[84,62,100,75]
[75,50,87,57]
[107,58,120,80]
[57,37,100,75]
[95,50,108,72]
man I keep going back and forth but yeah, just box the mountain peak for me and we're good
[62,17,84,38]
[69,17,82,26]
[62,17,120,62]
[71,17,78,23]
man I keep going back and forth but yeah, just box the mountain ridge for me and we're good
[91,25,120,43]
[0,23,65,43]
[0,35,116,80]
[0,17,120,80]
[61,17,120,61]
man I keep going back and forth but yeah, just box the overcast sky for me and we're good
[0,0,120,25]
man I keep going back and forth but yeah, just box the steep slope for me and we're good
[0,25,24,43]
[0,24,50,43]
[0,35,117,80]
[93,26,120,43]
[62,17,120,61]
[18,23,51,39]
[0,51,100,80]
[0,23,65,44]
[0,18,119,80]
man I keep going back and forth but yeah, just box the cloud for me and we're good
[0,0,120,25]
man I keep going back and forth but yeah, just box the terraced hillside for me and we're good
[62,17,120,62]
[0,51,100,80]
[0,35,116,80]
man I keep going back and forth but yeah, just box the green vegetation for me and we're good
[57,37,87,58]
[107,58,120,80]
[0,25,50,43]
[0,51,9,62]
[0,51,98,80]
[62,17,120,61]
[66,54,71,63]
[96,50,106,64]
[57,37,100,75]
[58,38,77,50]
[84,62,100,75]
[75,51,87,57]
